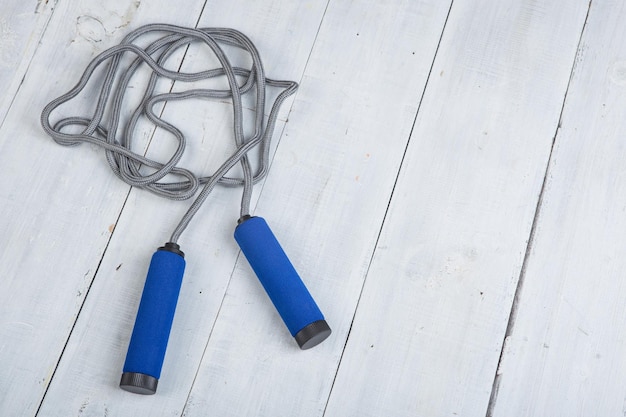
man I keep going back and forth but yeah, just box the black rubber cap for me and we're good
[237,214,253,225]
[120,372,158,395]
[295,320,331,349]
[158,242,184,258]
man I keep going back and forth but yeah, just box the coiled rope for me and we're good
[41,24,298,243]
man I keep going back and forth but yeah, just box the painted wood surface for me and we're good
[1,0,623,416]
[182,0,452,416]
[0,0,209,415]
[0,0,56,125]
[489,1,626,416]
[324,0,591,416]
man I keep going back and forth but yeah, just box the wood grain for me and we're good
[489,2,626,415]
[324,0,590,416]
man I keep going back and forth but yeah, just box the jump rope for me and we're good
[40,24,331,395]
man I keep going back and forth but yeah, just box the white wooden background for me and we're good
[1,0,624,415]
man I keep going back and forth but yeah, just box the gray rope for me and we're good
[41,24,298,243]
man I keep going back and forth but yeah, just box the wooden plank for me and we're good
[489,2,626,416]
[180,1,453,416]
[0,0,56,125]
[0,1,208,416]
[323,1,591,416]
[34,1,331,416]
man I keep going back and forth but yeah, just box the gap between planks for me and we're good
[177,1,333,415]
[484,1,594,415]
[0,0,58,132]
[320,1,455,414]
[33,1,212,414]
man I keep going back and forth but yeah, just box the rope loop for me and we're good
[41,24,298,242]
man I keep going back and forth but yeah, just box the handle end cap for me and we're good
[295,320,331,350]
[120,372,158,395]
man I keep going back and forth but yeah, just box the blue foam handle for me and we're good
[120,245,185,394]
[234,216,331,349]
